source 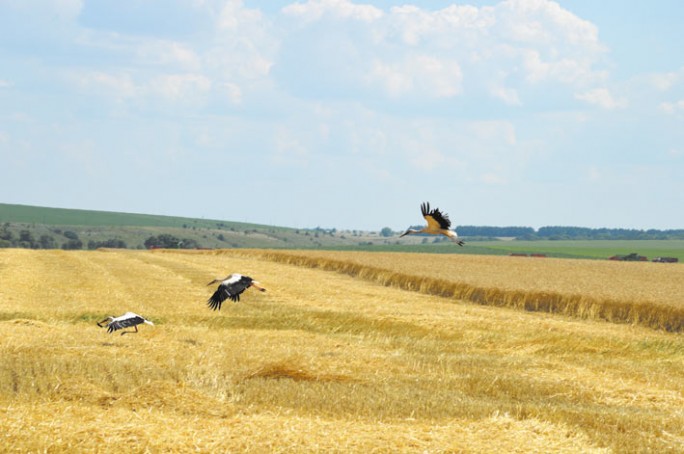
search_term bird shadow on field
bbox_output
[239,360,357,384]
[1,318,52,328]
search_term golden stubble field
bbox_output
[1,248,683,453]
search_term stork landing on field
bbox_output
[400,202,465,246]
[97,312,154,335]
[207,273,266,311]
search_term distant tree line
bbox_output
[0,222,205,250]
[143,234,200,249]
[0,224,133,250]
[0,228,61,249]
[457,225,684,240]
[0,228,204,250]
[457,226,535,238]
[87,239,128,249]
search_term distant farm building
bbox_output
[652,257,678,263]
[609,253,648,261]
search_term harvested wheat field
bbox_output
[1,248,683,452]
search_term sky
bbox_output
[1,0,683,231]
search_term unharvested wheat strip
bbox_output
[234,249,684,305]
[215,249,684,332]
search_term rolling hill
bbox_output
[1,203,683,261]
[0,202,388,249]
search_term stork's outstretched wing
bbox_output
[207,286,231,310]
[421,202,452,230]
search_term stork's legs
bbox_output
[120,326,139,336]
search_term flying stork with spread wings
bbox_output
[399,202,465,246]
[206,273,266,311]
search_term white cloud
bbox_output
[273,126,311,166]
[481,172,508,185]
[149,74,212,101]
[2,0,83,19]
[387,4,493,46]
[351,127,387,155]
[468,120,517,146]
[217,82,243,104]
[200,0,276,99]
[204,49,273,81]
[275,0,609,108]
[5,0,612,113]
[575,88,627,110]
[41,0,276,112]
[69,68,217,106]
[496,0,604,57]
[218,0,265,29]
[517,48,607,86]
[70,71,137,99]
[408,145,462,171]
[59,139,100,176]
[587,166,601,182]
[659,103,675,114]
[368,55,462,98]
[649,72,680,92]
[490,84,521,105]
[24,0,610,114]
[136,40,201,71]
[660,100,684,114]
[282,0,383,23]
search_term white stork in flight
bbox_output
[97,312,154,335]
[207,273,266,311]
[400,202,465,246]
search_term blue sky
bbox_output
[1,0,683,231]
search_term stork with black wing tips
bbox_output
[400,202,465,246]
[97,312,154,335]
[207,273,266,311]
